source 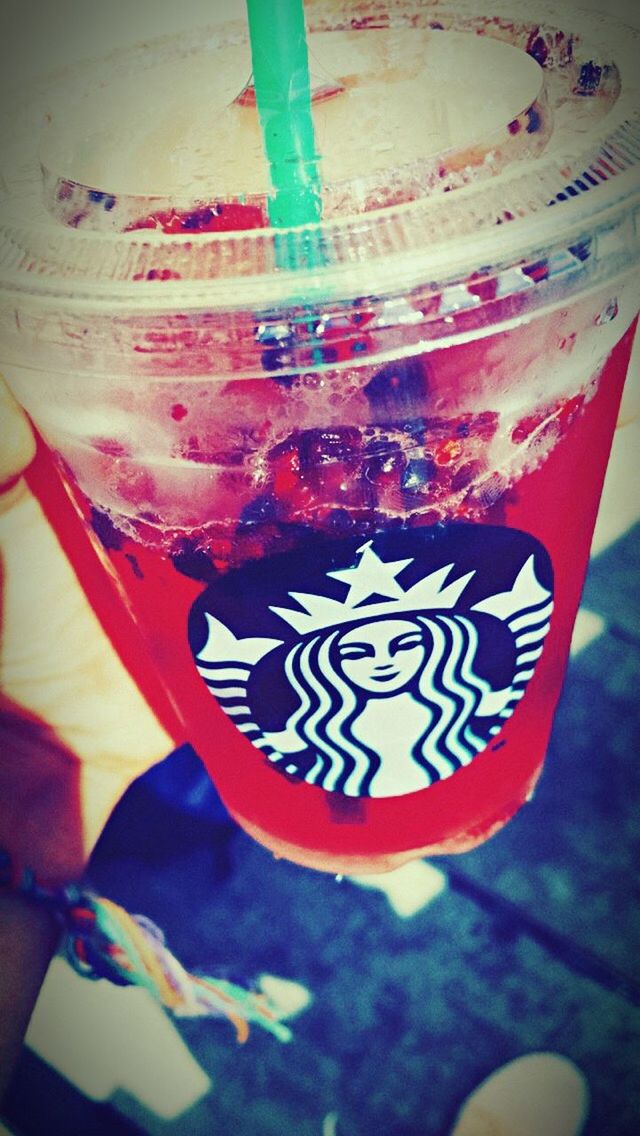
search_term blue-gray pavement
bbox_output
[449,526,640,982]
[5,526,640,1136]
[581,523,640,641]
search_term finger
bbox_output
[0,484,174,863]
[0,380,174,872]
[616,328,639,427]
[0,376,36,489]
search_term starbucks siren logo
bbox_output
[188,526,554,798]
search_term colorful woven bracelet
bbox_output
[0,850,291,1044]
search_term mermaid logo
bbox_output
[188,526,554,798]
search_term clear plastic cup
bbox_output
[1,0,639,873]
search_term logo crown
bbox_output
[269,541,475,635]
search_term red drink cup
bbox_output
[1,1,639,873]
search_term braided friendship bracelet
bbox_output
[0,851,292,1044]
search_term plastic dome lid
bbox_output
[0,0,638,309]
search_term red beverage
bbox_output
[27,298,639,873]
[1,2,639,872]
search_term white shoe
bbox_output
[450,1052,589,1136]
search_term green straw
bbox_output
[245,0,324,266]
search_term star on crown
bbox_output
[269,541,475,635]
